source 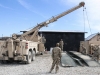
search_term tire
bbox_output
[1,60,7,64]
[26,51,32,64]
[32,50,35,61]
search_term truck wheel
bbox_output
[26,51,32,64]
[1,60,7,64]
[32,50,35,61]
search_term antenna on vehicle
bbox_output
[2,34,3,39]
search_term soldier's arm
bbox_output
[13,39,20,42]
[59,41,60,45]
[59,48,62,58]
[52,49,54,59]
[63,41,64,45]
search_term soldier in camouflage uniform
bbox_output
[92,45,100,62]
[81,44,87,55]
[59,39,64,51]
[49,43,62,73]
[90,44,94,55]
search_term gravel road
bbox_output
[0,52,100,75]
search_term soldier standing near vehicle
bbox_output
[59,39,64,51]
[92,45,100,62]
[49,43,62,74]
[81,44,87,55]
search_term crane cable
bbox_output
[83,7,85,34]
[83,6,92,35]
[85,6,92,35]
[82,6,92,54]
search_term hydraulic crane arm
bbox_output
[20,2,85,40]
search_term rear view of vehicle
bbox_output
[0,39,36,64]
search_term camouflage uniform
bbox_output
[92,45,100,62]
[81,44,87,55]
[90,44,94,55]
[49,43,62,73]
[59,39,64,51]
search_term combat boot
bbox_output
[49,69,52,73]
[55,70,58,74]
[49,71,51,73]
[55,66,59,73]
[55,69,59,74]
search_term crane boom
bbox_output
[20,2,85,40]
[0,2,85,63]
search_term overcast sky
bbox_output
[0,0,100,37]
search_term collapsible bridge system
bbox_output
[61,51,100,67]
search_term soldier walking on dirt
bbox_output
[59,39,64,51]
[49,43,62,74]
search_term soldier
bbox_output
[92,45,100,62]
[59,39,64,51]
[49,43,62,74]
[12,33,17,40]
[90,44,94,55]
[81,44,87,55]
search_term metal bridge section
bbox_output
[68,51,100,67]
[61,52,77,67]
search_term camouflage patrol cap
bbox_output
[56,43,59,46]
[12,33,17,40]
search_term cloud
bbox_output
[59,0,100,33]
[17,0,31,10]
[0,4,13,10]
[17,0,47,18]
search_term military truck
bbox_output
[0,2,85,64]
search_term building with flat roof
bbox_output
[0,30,86,52]
[38,30,86,52]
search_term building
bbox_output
[0,37,11,40]
[0,30,86,52]
[85,32,100,41]
[80,32,100,54]
[39,30,86,52]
